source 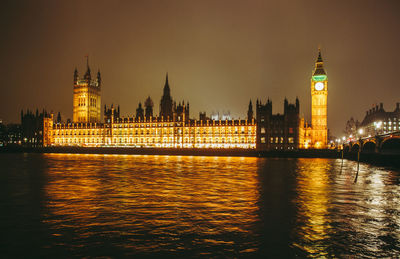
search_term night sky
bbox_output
[1,0,399,136]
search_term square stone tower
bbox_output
[310,49,328,148]
[73,57,101,123]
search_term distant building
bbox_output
[256,98,300,150]
[44,72,256,149]
[136,102,144,120]
[247,100,254,121]
[359,103,400,136]
[343,117,360,138]
[42,51,331,150]
[73,57,101,123]
[301,49,329,149]
[174,101,189,122]
[5,124,22,146]
[0,120,6,146]
[144,96,154,119]
[104,104,120,123]
[199,112,208,121]
[159,74,174,120]
[20,109,49,146]
[211,111,231,121]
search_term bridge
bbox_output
[343,131,400,155]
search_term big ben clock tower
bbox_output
[310,49,328,148]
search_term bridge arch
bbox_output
[380,136,400,154]
[351,143,360,152]
[362,141,376,153]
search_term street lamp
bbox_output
[358,128,364,138]
[374,121,382,135]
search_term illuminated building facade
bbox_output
[359,102,400,136]
[48,115,256,148]
[44,73,256,149]
[301,49,328,149]
[73,58,101,123]
[43,51,336,150]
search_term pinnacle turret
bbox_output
[163,73,170,96]
[247,99,254,120]
[84,55,91,81]
[313,49,326,77]
[97,69,101,87]
[74,67,78,84]
[160,73,174,119]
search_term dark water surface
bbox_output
[0,153,399,258]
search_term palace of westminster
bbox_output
[42,50,329,150]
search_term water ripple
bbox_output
[0,153,399,257]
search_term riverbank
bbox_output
[1,146,339,158]
[2,146,399,168]
[344,151,400,169]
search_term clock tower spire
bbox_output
[310,48,328,148]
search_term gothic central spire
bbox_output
[163,73,170,96]
[160,73,173,119]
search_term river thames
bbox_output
[0,153,399,257]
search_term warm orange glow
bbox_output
[292,159,331,255]
[300,50,328,149]
[42,154,260,238]
[73,66,101,123]
[44,117,257,149]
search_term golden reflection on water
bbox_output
[348,162,400,256]
[293,159,332,256]
[33,154,400,257]
[292,158,400,257]
[42,153,260,253]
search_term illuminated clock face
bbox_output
[315,82,324,91]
